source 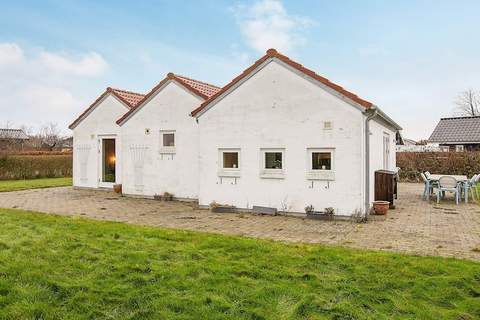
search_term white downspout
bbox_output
[364,108,377,217]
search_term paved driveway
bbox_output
[0,183,479,261]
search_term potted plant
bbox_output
[210,201,236,213]
[324,207,335,220]
[305,205,335,220]
[372,201,390,215]
[113,184,122,194]
[162,192,174,201]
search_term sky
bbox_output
[1,0,479,140]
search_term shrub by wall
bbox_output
[0,154,72,180]
[396,152,480,182]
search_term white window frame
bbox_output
[306,148,335,180]
[159,130,176,154]
[218,148,241,177]
[260,148,285,179]
[455,145,464,152]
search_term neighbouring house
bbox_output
[0,128,29,151]
[429,116,480,151]
[70,48,401,216]
[69,88,145,187]
[116,73,220,199]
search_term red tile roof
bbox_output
[110,88,145,107]
[68,87,145,129]
[191,48,373,117]
[174,74,221,99]
[116,73,220,125]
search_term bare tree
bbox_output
[455,89,480,116]
[38,122,62,151]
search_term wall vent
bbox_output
[323,121,333,130]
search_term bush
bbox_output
[396,152,480,182]
[0,154,72,180]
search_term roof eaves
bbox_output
[191,48,374,118]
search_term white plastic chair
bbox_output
[436,176,460,205]
[420,172,434,200]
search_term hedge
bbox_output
[396,152,480,182]
[0,154,72,180]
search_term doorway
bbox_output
[100,138,116,185]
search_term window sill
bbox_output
[260,171,285,179]
[159,147,176,154]
[306,170,335,181]
[218,170,241,178]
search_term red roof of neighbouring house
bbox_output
[116,73,220,125]
[190,48,373,117]
[68,87,145,129]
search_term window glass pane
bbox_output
[312,152,331,170]
[265,152,282,169]
[163,133,175,147]
[223,152,238,168]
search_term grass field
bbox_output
[0,209,478,319]
[0,177,72,192]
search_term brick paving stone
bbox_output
[0,183,479,261]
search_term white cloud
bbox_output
[0,43,109,133]
[39,51,108,76]
[232,0,313,53]
[0,43,24,66]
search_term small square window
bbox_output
[218,149,241,177]
[159,130,176,154]
[312,152,331,170]
[307,148,335,181]
[265,152,282,169]
[223,152,239,169]
[163,133,175,147]
[260,149,285,179]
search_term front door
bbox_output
[99,137,116,187]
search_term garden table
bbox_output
[428,174,469,203]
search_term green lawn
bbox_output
[0,177,72,192]
[0,210,478,319]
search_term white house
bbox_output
[69,88,144,189]
[70,48,401,216]
[191,49,401,215]
[116,73,220,199]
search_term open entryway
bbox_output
[99,137,116,186]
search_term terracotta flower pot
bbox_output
[113,184,122,194]
[372,201,389,215]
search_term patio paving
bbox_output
[0,183,479,261]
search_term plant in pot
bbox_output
[372,201,390,215]
[324,207,335,220]
[113,184,122,194]
[162,192,174,201]
[210,201,236,213]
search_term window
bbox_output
[218,148,241,177]
[265,152,282,169]
[223,152,238,168]
[312,152,331,170]
[455,145,464,152]
[159,130,175,154]
[163,133,175,147]
[307,148,335,180]
[260,149,285,178]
